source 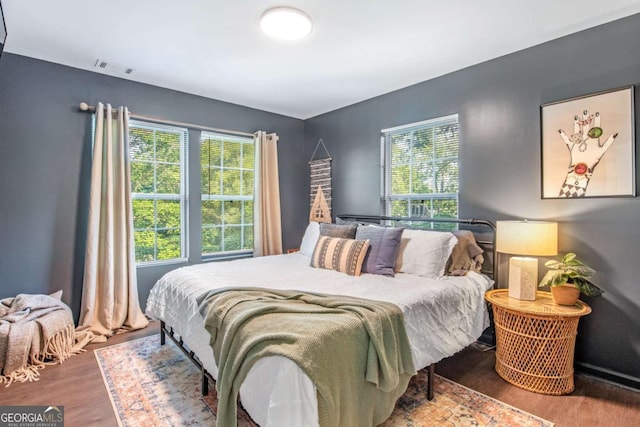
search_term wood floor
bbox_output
[0,322,638,427]
[437,345,640,427]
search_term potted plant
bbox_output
[538,252,604,305]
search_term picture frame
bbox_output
[541,86,635,199]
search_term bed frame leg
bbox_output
[159,320,211,396]
[427,364,435,401]
[201,366,209,395]
[160,321,166,345]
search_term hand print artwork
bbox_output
[541,87,635,198]
[557,110,617,197]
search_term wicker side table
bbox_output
[485,289,591,395]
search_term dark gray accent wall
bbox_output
[305,14,640,383]
[2,13,640,388]
[0,54,306,317]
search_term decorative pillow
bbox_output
[299,222,321,256]
[319,223,357,239]
[355,225,404,276]
[395,229,458,278]
[310,236,370,276]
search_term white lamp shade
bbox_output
[496,221,558,256]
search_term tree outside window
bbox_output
[129,122,187,263]
[382,115,459,230]
[201,133,254,255]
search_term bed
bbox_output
[145,215,496,426]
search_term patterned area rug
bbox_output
[95,335,553,427]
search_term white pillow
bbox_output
[299,222,320,256]
[395,229,458,278]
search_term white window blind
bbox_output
[381,114,459,229]
[201,132,254,256]
[129,120,188,264]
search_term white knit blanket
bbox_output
[0,293,78,386]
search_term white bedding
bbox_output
[145,253,492,426]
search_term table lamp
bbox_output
[496,220,558,301]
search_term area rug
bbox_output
[95,335,554,427]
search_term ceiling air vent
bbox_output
[93,59,134,75]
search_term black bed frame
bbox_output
[159,214,496,407]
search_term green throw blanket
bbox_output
[198,287,416,427]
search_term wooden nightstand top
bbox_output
[485,289,591,317]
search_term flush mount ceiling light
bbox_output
[260,7,312,40]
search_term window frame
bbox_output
[129,119,189,266]
[380,114,460,225]
[200,131,255,259]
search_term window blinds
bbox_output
[129,120,188,263]
[381,114,459,224]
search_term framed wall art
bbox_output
[541,86,635,199]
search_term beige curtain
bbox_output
[253,131,283,256]
[77,103,148,344]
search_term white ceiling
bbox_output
[3,0,640,119]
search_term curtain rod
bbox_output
[79,102,257,138]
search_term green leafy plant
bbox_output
[538,253,604,297]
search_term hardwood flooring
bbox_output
[0,322,638,426]
[437,345,640,427]
[0,323,158,426]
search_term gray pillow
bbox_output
[319,223,357,239]
[356,225,404,276]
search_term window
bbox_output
[381,114,459,227]
[129,121,188,263]
[201,132,254,256]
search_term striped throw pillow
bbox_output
[310,236,370,276]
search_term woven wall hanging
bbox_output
[309,139,332,223]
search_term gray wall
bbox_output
[0,54,307,317]
[305,14,640,383]
[2,13,639,387]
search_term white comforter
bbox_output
[146,253,492,426]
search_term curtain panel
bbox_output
[77,103,148,344]
[253,131,283,256]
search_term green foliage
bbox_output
[202,200,253,253]
[130,127,256,262]
[200,135,255,255]
[242,171,254,196]
[202,227,222,253]
[243,144,254,169]
[222,169,241,195]
[131,162,154,193]
[390,200,408,217]
[202,200,222,224]
[155,164,180,193]
[538,252,604,297]
[387,123,458,223]
[130,125,185,263]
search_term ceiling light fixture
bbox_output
[260,7,312,40]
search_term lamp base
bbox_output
[508,257,538,301]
